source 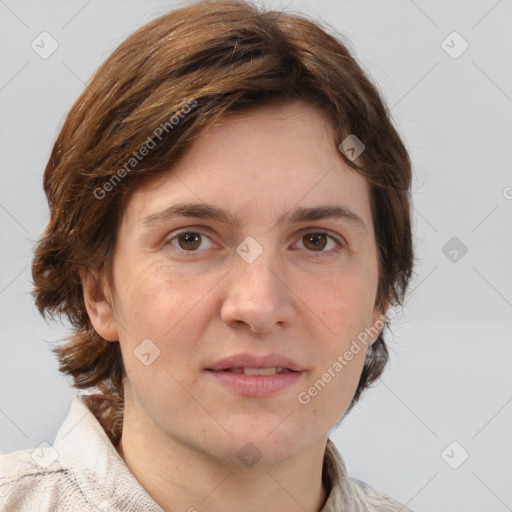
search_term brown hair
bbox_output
[32,0,413,419]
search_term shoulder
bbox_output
[0,448,88,511]
[323,439,415,512]
[1,396,161,512]
[348,476,415,512]
[0,445,64,489]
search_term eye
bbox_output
[294,231,344,255]
[165,229,344,257]
[168,231,214,253]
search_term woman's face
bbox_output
[93,100,385,465]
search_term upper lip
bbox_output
[206,353,304,372]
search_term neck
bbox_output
[115,398,329,512]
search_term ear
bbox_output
[80,268,119,342]
[368,298,390,346]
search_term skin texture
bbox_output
[82,100,386,512]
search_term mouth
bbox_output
[205,354,304,396]
[206,353,304,373]
[207,367,297,375]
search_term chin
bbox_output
[216,419,310,467]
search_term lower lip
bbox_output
[207,370,303,397]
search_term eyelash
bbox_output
[165,229,345,258]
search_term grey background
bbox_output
[1,1,511,511]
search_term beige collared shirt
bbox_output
[1,395,415,511]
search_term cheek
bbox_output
[294,269,375,409]
[114,259,180,321]
[297,266,378,338]
[112,262,207,422]
[113,260,213,358]
[298,348,367,429]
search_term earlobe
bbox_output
[80,269,119,342]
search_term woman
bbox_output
[0,1,414,510]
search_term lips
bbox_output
[206,353,304,373]
[206,353,305,397]
[219,367,289,375]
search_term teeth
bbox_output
[243,367,284,375]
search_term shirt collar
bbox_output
[54,395,162,510]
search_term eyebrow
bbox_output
[142,202,367,233]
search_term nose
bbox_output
[220,246,297,334]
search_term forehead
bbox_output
[120,101,374,234]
